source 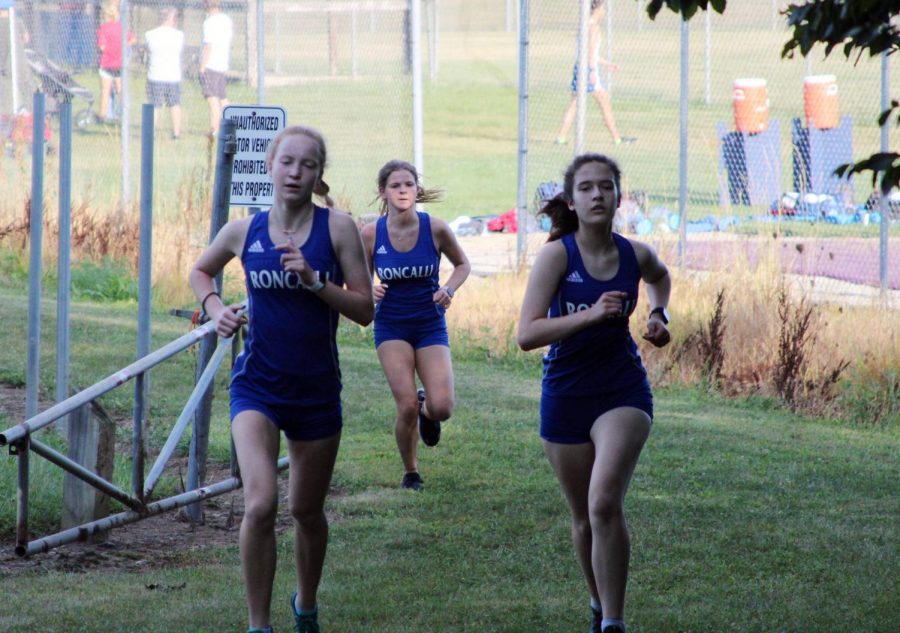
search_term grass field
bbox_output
[0,7,898,631]
[3,3,896,225]
[0,287,897,632]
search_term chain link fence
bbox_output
[526,0,897,297]
[3,0,414,217]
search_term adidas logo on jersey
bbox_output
[376,245,388,255]
[247,240,265,253]
[565,270,583,283]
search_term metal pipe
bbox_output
[144,334,230,498]
[133,103,155,502]
[575,0,589,154]
[120,0,130,204]
[411,0,424,177]
[515,0,529,269]
[56,100,73,414]
[352,8,358,78]
[9,7,18,112]
[678,16,689,264]
[26,91,45,421]
[606,0,612,93]
[29,438,143,512]
[1,319,219,447]
[20,457,290,557]
[15,438,30,555]
[880,52,889,300]
[704,10,711,105]
[257,0,265,103]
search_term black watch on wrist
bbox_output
[649,306,670,325]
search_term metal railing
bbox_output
[0,306,289,558]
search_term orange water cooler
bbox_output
[732,78,769,133]
[803,75,839,129]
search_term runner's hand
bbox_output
[642,319,671,348]
[433,287,452,309]
[275,241,315,287]
[587,290,629,323]
[212,303,247,339]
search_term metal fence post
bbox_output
[880,51,889,301]
[26,91,46,421]
[56,100,73,434]
[516,0,529,269]
[257,0,265,104]
[575,0,589,154]
[132,104,154,503]
[412,0,424,177]
[678,16,689,265]
[187,119,237,522]
[120,0,131,206]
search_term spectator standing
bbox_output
[96,3,134,122]
[144,7,184,139]
[199,0,233,137]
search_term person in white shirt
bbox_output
[144,7,184,139]
[199,0,233,137]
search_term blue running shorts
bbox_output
[374,313,449,349]
[540,383,653,444]
[230,389,342,442]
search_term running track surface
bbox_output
[660,237,899,289]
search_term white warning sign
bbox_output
[224,105,286,207]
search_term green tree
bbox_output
[646,0,900,194]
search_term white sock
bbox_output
[601,618,626,632]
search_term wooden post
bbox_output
[62,400,115,541]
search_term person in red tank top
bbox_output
[96,3,134,122]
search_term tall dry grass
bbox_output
[447,240,899,426]
[0,165,244,307]
[1,180,897,425]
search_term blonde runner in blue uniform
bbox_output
[190,126,373,633]
[361,160,470,491]
[517,154,671,633]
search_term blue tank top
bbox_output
[542,232,648,396]
[231,208,345,404]
[373,212,442,321]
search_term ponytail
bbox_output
[315,179,335,209]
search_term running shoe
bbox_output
[290,593,320,633]
[589,605,603,633]
[401,471,423,491]
[417,388,441,447]
[246,628,273,633]
[615,136,637,145]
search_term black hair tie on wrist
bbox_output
[201,291,221,314]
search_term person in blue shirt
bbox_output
[517,153,671,633]
[190,125,374,633]
[361,160,471,491]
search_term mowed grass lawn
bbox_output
[0,289,897,632]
